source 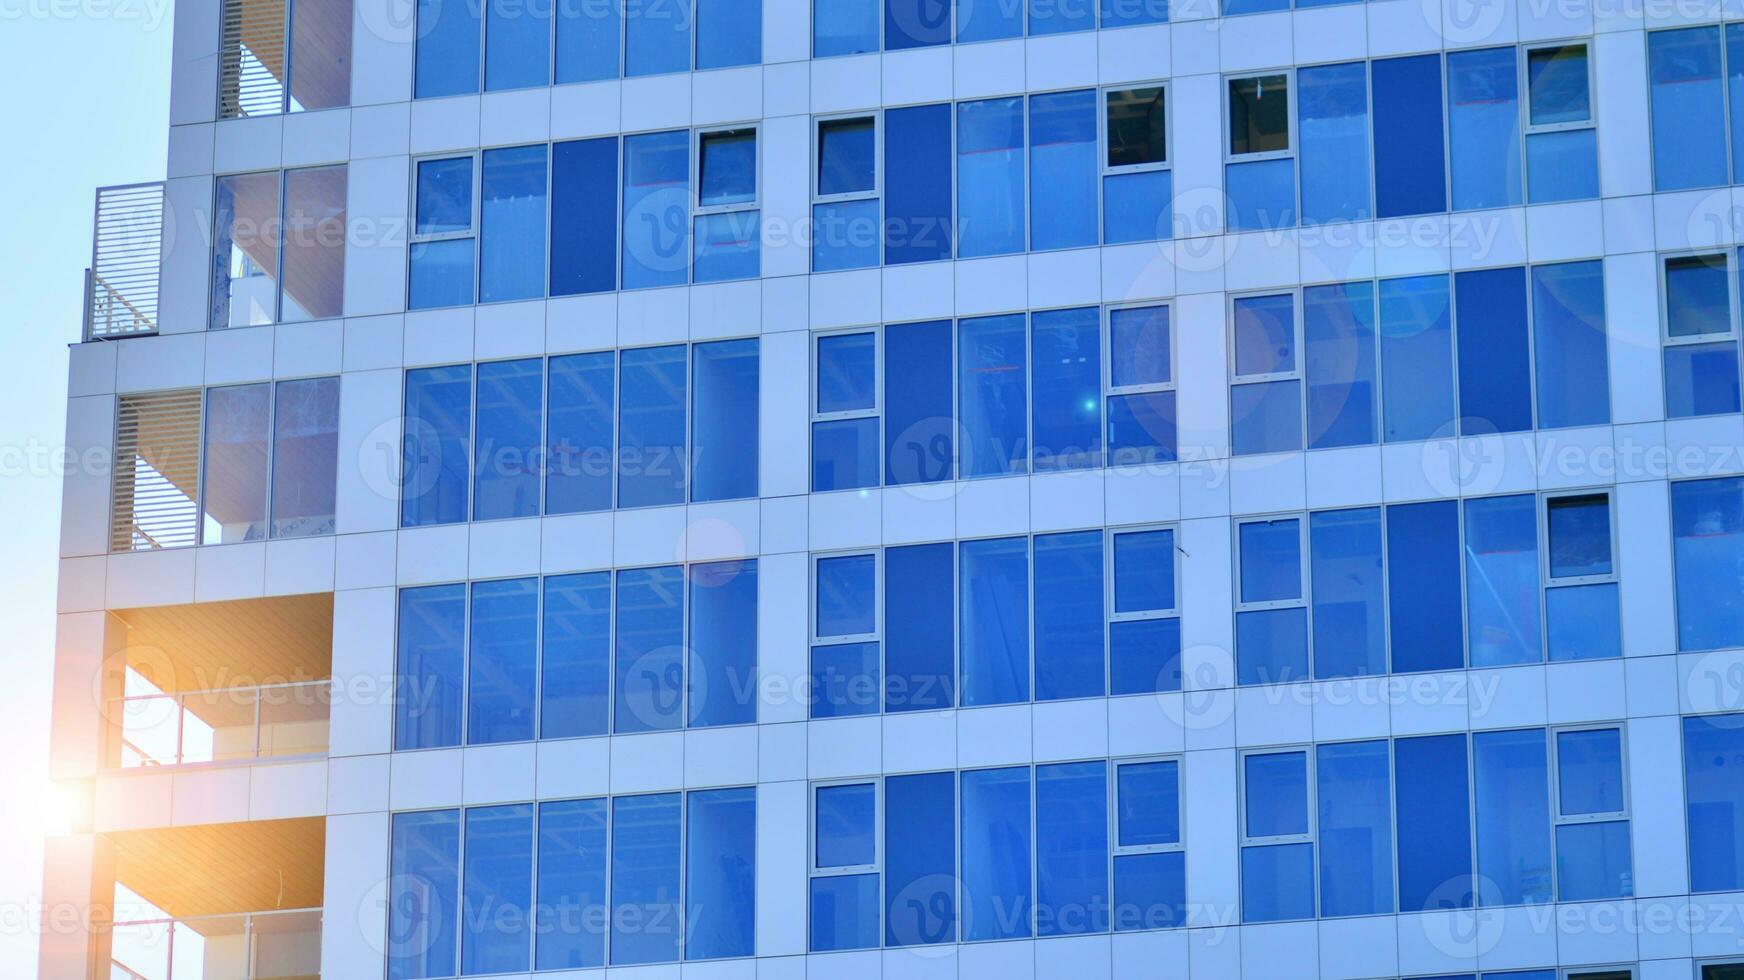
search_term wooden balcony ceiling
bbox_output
[110,816,325,919]
[114,592,334,693]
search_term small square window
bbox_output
[1666,254,1733,338]
[815,554,877,637]
[815,783,877,868]
[416,157,474,234]
[1527,44,1591,126]
[699,129,757,207]
[1229,75,1290,155]
[816,332,877,414]
[818,117,876,196]
[1107,87,1166,168]
[1547,494,1612,579]
[1109,305,1170,388]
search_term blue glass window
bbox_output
[1472,728,1552,905]
[1663,253,1741,419]
[626,0,693,76]
[1241,750,1313,922]
[691,338,759,501]
[1110,527,1180,693]
[1113,759,1185,931]
[1455,266,1533,435]
[1231,293,1302,455]
[685,787,756,959]
[536,798,607,969]
[1672,477,1744,652]
[410,159,476,309]
[541,572,610,739]
[1032,307,1102,470]
[622,131,690,289]
[1035,761,1110,935]
[1524,44,1598,203]
[886,542,955,711]
[1034,531,1105,700]
[1030,89,1098,251]
[1317,740,1392,917]
[1395,734,1473,911]
[615,565,685,733]
[960,767,1033,941]
[556,0,620,82]
[885,772,956,946]
[813,331,880,492]
[814,553,878,717]
[1532,261,1610,429]
[815,0,878,56]
[962,95,1025,252]
[485,0,549,91]
[473,359,542,521]
[1651,28,1729,192]
[1227,74,1294,231]
[546,351,614,514]
[1554,728,1631,901]
[1373,55,1447,217]
[1298,61,1370,223]
[811,782,880,950]
[1303,281,1377,449]
[461,804,534,974]
[1309,507,1384,678]
[389,809,460,980]
[1545,493,1620,663]
[1684,713,1744,892]
[416,0,480,98]
[396,584,465,750]
[960,537,1031,706]
[886,103,954,264]
[960,314,1028,476]
[957,0,1020,41]
[697,0,761,68]
[1464,494,1542,668]
[814,117,879,272]
[1379,274,1455,442]
[1237,518,1307,685]
[1387,500,1464,672]
[817,553,877,637]
[618,345,688,507]
[1107,305,1175,465]
[688,559,758,728]
[468,577,538,745]
[887,0,950,49]
[550,137,619,296]
[1029,0,1096,34]
[1448,46,1522,211]
[885,319,955,485]
[694,128,759,283]
[1103,86,1170,244]
[1731,25,1744,183]
[610,793,682,964]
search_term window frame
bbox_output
[1548,722,1631,828]
[1227,289,1306,455]
[1660,249,1741,349]
[1232,514,1310,615]
[1521,38,1597,136]
[1699,958,1744,980]
[809,328,884,491]
[692,124,761,216]
[810,549,883,647]
[1105,523,1181,627]
[1238,746,1316,848]
[196,376,341,546]
[1103,301,1175,399]
[1540,489,1619,592]
[812,112,883,206]
[1100,82,1171,179]
[407,151,485,310]
[210,164,348,328]
[1111,753,1186,858]
[1223,69,1297,164]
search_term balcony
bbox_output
[115,680,330,769]
[85,182,164,341]
[111,908,321,980]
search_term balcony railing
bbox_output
[114,680,331,769]
[85,182,164,341]
[110,908,321,980]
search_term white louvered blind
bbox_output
[86,183,163,340]
[111,391,203,553]
[219,0,288,118]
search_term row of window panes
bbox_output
[415,0,760,98]
[409,129,759,306]
[814,0,1167,56]
[210,166,348,328]
[811,85,1169,270]
[1227,261,1608,455]
[1233,490,1620,684]
[811,304,1173,490]
[387,788,755,977]
[1223,42,1596,230]
[400,340,757,526]
[808,758,1182,949]
[394,561,757,749]
[201,378,340,543]
[810,527,1178,715]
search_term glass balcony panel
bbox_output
[250,910,322,980]
[119,695,183,768]
[177,693,259,765]
[256,686,330,759]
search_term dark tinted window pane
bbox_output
[691,338,759,502]
[1454,266,1533,435]
[551,137,619,296]
[1241,842,1314,922]
[1667,253,1732,338]
[1229,75,1289,154]
[1107,86,1166,167]
[1396,734,1473,911]
[885,320,955,485]
[1113,528,1174,613]
[887,0,950,48]
[886,772,956,946]
[698,129,757,206]
[1387,500,1465,672]
[885,103,954,264]
[960,314,1029,476]
[1110,618,1181,694]
[1036,761,1110,935]
[818,118,876,195]
[1239,518,1301,603]
[1684,714,1744,892]
[1548,494,1612,578]
[1310,507,1385,678]
[697,0,761,67]
[811,640,878,718]
[1032,307,1103,471]
[960,537,1031,706]
[886,543,955,711]
[1245,750,1308,838]
[626,0,693,75]
[1372,55,1447,217]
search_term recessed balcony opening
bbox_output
[107,593,333,770]
[106,817,325,980]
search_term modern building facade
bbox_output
[40,0,1744,977]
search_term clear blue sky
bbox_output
[0,3,171,973]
